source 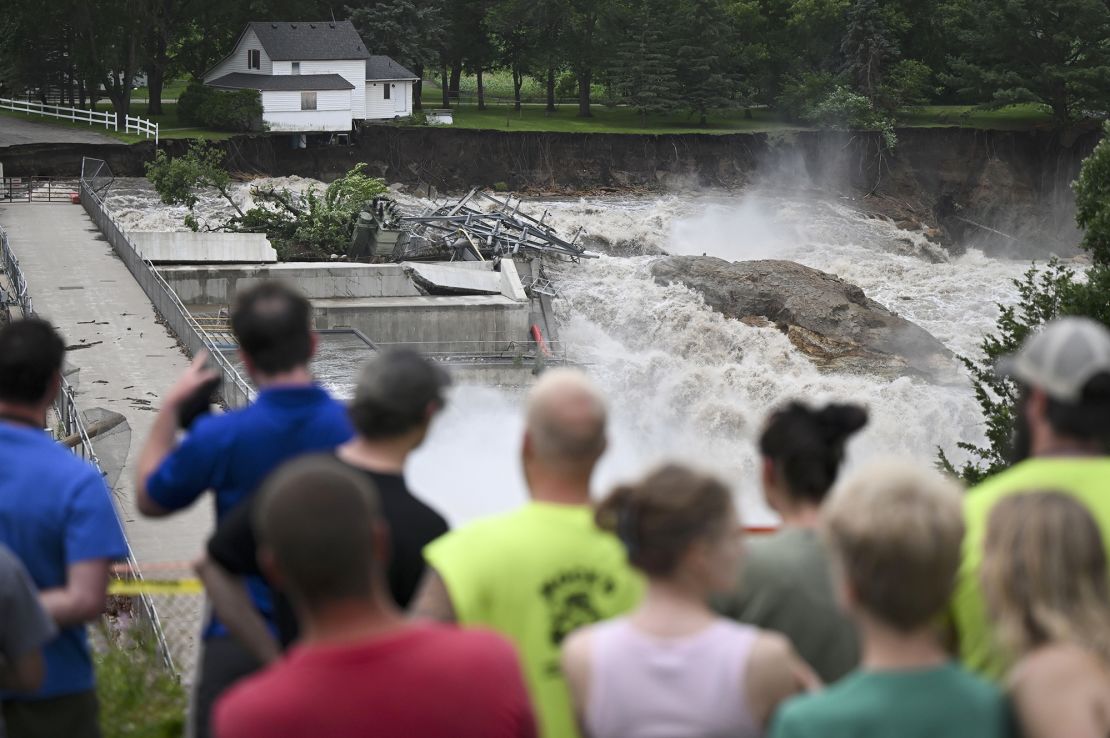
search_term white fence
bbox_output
[0,97,158,144]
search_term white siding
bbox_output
[272,61,292,75]
[365,81,412,119]
[301,60,366,119]
[260,90,352,132]
[203,29,272,82]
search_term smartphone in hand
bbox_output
[178,373,223,429]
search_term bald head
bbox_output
[524,369,608,480]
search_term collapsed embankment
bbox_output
[2,124,1100,251]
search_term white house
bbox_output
[365,56,419,118]
[203,21,420,132]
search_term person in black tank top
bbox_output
[199,350,452,653]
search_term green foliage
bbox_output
[880,59,936,109]
[775,72,840,120]
[177,82,262,132]
[938,261,1078,483]
[95,633,186,738]
[943,0,1110,124]
[805,85,898,148]
[609,0,680,121]
[941,124,1110,483]
[145,141,232,214]
[673,0,737,125]
[840,0,899,104]
[1074,122,1110,264]
[348,0,445,76]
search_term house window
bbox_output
[291,62,300,75]
[383,84,390,100]
[247,49,260,70]
[301,91,317,110]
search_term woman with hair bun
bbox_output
[562,464,816,738]
[716,401,868,683]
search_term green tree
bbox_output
[943,0,1110,124]
[562,0,619,117]
[940,123,1110,482]
[348,0,446,110]
[673,0,736,126]
[609,0,679,122]
[840,0,899,105]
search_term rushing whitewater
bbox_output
[104,178,1042,525]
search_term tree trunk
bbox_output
[147,64,165,115]
[513,66,523,112]
[413,65,424,111]
[546,68,556,113]
[441,64,450,108]
[78,80,87,108]
[449,61,462,103]
[477,67,485,110]
[577,70,592,118]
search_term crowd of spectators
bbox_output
[0,281,1107,738]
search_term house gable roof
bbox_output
[366,55,419,81]
[207,73,355,91]
[247,21,370,61]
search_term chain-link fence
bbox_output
[79,157,255,410]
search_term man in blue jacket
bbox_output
[136,281,353,738]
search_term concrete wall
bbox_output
[131,232,277,263]
[158,263,421,306]
[312,295,530,353]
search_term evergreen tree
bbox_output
[347,0,446,110]
[672,0,735,126]
[610,0,679,122]
[840,0,899,105]
[943,0,1110,124]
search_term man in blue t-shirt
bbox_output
[0,319,129,738]
[135,282,353,738]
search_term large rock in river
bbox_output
[650,256,952,378]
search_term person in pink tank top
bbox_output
[562,464,818,738]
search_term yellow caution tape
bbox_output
[109,578,204,596]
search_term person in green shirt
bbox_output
[769,459,1009,738]
[953,317,1110,678]
[412,369,643,738]
[716,401,867,683]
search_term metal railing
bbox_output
[79,157,254,409]
[2,177,80,203]
[0,97,158,143]
[0,224,33,317]
[0,221,178,674]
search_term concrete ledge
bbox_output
[157,262,421,304]
[403,262,502,296]
[132,232,277,263]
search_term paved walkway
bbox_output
[0,202,210,674]
[0,115,118,147]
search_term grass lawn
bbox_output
[439,101,1062,135]
[445,103,804,134]
[897,103,1055,129]
[0,102,235,143]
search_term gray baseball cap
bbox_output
[997,317,1110,403]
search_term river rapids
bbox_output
[104,177,1063,525]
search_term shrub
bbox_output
[805,86,898,149]
[775,72,839,120]
[177,81,262,132]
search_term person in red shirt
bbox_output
[212,455,536,738]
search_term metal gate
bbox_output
[1,177,80,203]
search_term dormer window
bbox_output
[247,49,260,70]
[292,62,300,75]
